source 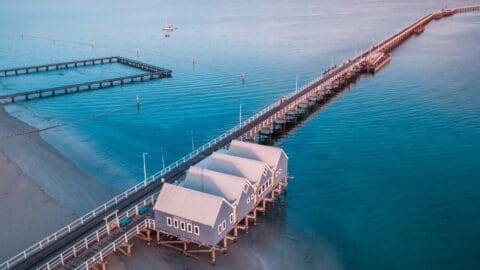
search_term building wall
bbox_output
[236,184,256,221]
[154,210,210,245]
[211,201,236,245]
[275,154,288,185]
[255,170,274,203]
[154,201,234,247]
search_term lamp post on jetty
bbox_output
[191,132,195,152]
[143,152,148,186]
[239,103,242,125]
[161,148,165,169]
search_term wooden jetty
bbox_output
[1,5,479,270]
[0,56,119,77]
[0,56,169,77]
[0,56,172,103]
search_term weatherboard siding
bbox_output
[154,200,234,247]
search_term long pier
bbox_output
[1,5,478,270]
[0,56,169,77]
[0,56,172,103]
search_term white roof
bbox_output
[154,183,229,227]
[183,166,250,204]
[226,140,287,169]
[196,152,268,185]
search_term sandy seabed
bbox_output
[0,105,113,261]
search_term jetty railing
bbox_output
[74,219,156,270]
[0,71,170,103]
[0,56,169,77]
[0,179,159,269]
[36,193,158,270]
[0,57,119,77]
[0,56,172,103]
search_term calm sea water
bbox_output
[1,0,479,269]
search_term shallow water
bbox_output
[1,0,480,269]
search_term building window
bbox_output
[166,217,172,227]
[187,223,193,233]
[243,184,249,193]
[180,221,186,231]
[263,167,268,176]
[222,220,226,230]
[194,225,200,236]
[218,224,222,234]
[251,194,254,201]
[229,213,234,224]
[247,197,250,204]
[173,218,179,229]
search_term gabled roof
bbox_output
[182,166,251,204]
[154,183,230,227]
[195,152,268,185]
[226,140,288,169]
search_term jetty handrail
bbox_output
[0,71,168,100]
[0,170,163,268]
[36,192,159,270]
[453,5,480,13]
[0,56,118,75]
[0,56,170,77]
[116,56,169,73]
[74,219,156,270]
[374,13,432,53]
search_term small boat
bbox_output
[162,25,177,32]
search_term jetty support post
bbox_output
[211,247,216,265]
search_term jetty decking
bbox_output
[0,56,172,103]
[1,5,479,270]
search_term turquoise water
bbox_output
[1,0,479,269]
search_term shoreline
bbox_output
[0,104,114,261]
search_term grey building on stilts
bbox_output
[152,141,289,260]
